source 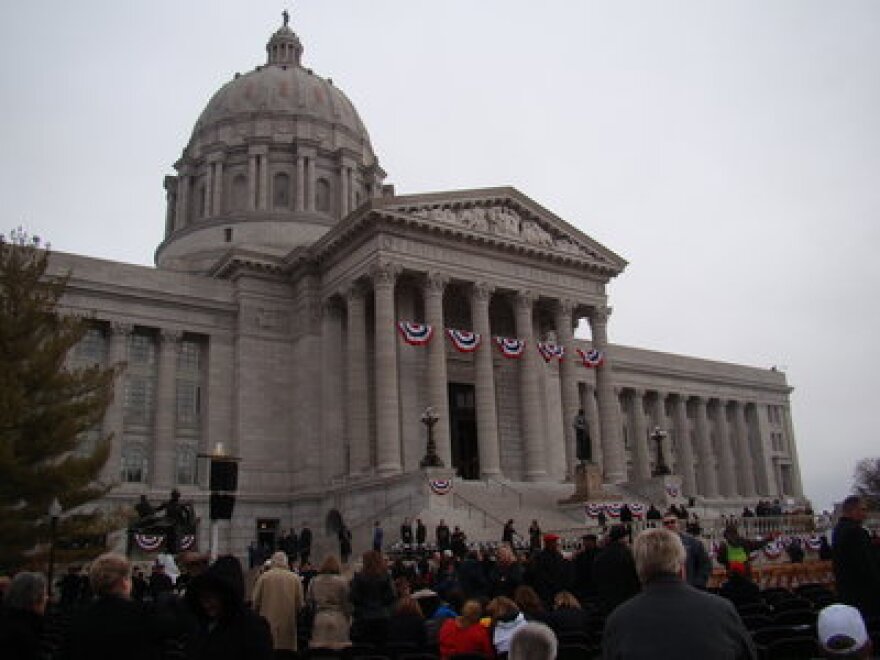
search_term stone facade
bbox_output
[50,16,804,558]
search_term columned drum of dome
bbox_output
[156,16,386,274]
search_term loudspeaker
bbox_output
[210,460,238,492]
[210,493,236,520]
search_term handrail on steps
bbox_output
[485,478,524,509]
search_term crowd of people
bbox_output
[1,494,877,659]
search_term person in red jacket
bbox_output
[438,599,493,659]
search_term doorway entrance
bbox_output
[449,382,480,479]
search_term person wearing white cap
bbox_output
[817,604,873,658]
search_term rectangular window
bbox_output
[121,443,148,483]
[72,326,107,365]
[175,444,198,485]
[129,333,156,366]
[177,339,201,372]
[125,376,155,422]
[176,380,201,426]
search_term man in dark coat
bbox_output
[662,515,711,589]
[572,534,600,601]
[593,525,640,615]
[0,572,47,660]
[298,523,312,566]
[415,518,427,547]
[436,519,451,552]
[400,518,414,545]
[603,528,757,659]
[61,552,164,660]
[526,533,572,608]
[833,495,880,617]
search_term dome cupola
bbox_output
[156,12,386,274]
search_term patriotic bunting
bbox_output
[429,478,453,495]
[447,329,481,352]
[576,348,604,368]
[495,336,525,358]
[397,321,434,346]
[584,502,648,519]
[133,533,196,552]
[537,342,564,362]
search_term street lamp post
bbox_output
[651,426,671,476]
[47,497,61,599]
[419,406,443,468]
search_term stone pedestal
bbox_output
[422,467,457,510]
[629,474,686,509]
[560,462,612,503]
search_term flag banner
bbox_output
[447,328,481,352]
[762,540,785,560]
[665,485,680,498]
[429,478,453,495]
[537,342,564,362]
[134,533,196,552]
[576,348,604,368]
[397,321,434,346]
[629,503,647,519]
[494,336,525,358]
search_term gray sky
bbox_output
[2,1,878,512]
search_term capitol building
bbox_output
[53,15,804,556]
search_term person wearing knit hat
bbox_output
[817,604,872,658]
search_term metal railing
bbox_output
[452,491,508,530]
[485,478,524,509]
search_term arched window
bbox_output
[121,443,148,483]
[316,178,331,212]
[230,173,248,211]
[175,444,198,485]
[273,172,291,208]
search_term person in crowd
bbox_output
[149,561,174,601]
[185,554,273,660]
[307,555,351,650]
[597,508,608,530]
[545,590,591,639]
[349,550,395,647]
[413,588,457,649]
[400,518,414,546]
[387,595,427,648]
[817,603,873,659]
[508,621,557,660]
[718,564,761,605]
[415,518,427,548]
[716,525,767,578]
[299,523,312,567]
[593,525,640,615]
[62,552,163,660]
[436,519,451,552]
[450,526,467,559]
[486,596,527,658]
[513,584,547,623]
[0,572,47,660]
[59,566,82,609]
[372,521,384,552]
[131,566,147,601]
[832,495,880,617]
[572,534,599,601]
[252,550,304,659]
[662,514,711,589]
[457,549,489,601]
[645,503,662,524]
[490,543,524,599]
[819,535,834,561]
[438,599,493,660]
[786,536,805,563]
[602,528,756,659]
[338,524,352,565]
[175,552,209,596]
[526,533,572,608]
[528,519,542,554]
[742,506,755,518]
[503,519,517,545]
[619,503,634,524]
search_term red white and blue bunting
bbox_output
[428,478,453,495]
[537,342,564,362]
[576,348,604,368]
[495,336,525,359]
[665,485,681,499]
[584,502,646,519]
[397,321,434,346]
[447,329,481,353]
[133,533,196,552]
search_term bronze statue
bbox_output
[574,409,591,463]
[129,489,194,554]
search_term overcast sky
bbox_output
[2,1,878,512]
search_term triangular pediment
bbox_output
[373,186,627,276]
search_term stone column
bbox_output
[732,401,757,497]
[101,322,131,483]
[346,284,370,474]
[516,290,545,480]
[672,394,697,496]
[781,406,805,498]
[152,329,181,489]
[424,272,452,467]
[212,157,224,216]
[248,154,258,210]
[555,300,580,477]
[748,402,774,496]
[584,384,602,469]
[339,164,350,217]
[258,154,269,211]
[693,396,719,497]
[204,163,214,218]
[321,299,345,480]
[373,262,402,474]
[306,154,316,212]
[164,177,177,236]
[472,282,501,478]
[295,155,306,212]
[588,306,626,483]
[175,171,189,230]
[629,388,651,481]
[714,400,738,497]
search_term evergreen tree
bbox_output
[0,228,120,572]
[853,457,880,510]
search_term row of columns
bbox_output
[168,147,370,231]
[621,388,763,498]
[331,267,623,483]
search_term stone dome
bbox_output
[156,13,385,274]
